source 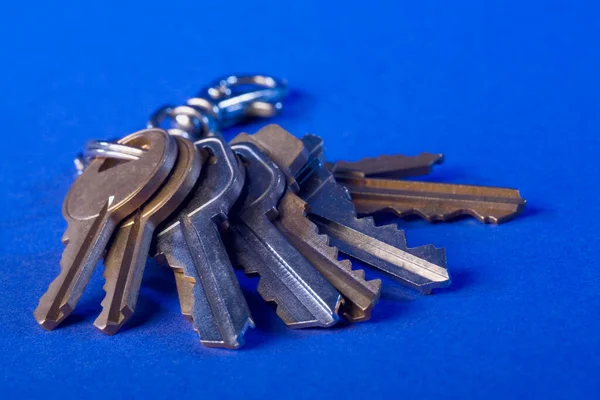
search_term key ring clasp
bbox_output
[147,74,288,139]
[203,74,288,128]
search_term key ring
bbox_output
[76,74,287,173]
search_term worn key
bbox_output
[274,191,381,322]
[336,173,526,224]
[34,129,177,330]
[94,136,202,334]
[234,126,450,294]
[155,137,253,349]
[229,142,342,328]
[328,151,526,224]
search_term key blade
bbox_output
[339,175,527,224]
[275,192,381,322]
[301,168,450,294]
[231,216,342,328]
[311,214,450,293]
[158,217,254,349]
[34,200,117,329]
[327,152,445,179]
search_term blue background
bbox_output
[1,1,598,399]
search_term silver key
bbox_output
[229,142,342,328]
[155,137,253,349]
[34,129,178,329]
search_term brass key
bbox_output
[325,152,444,179]
[328,154,526,224]
[95,136,202,334]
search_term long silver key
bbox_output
[95,136,202,334]
[229,142,342,328]
[155,137,253,349]
[34,129,177,329]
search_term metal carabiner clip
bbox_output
[202,74,288,128]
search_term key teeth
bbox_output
[255,276,277,303]
[309,227,382,302]
[34,233,95,330]
[253,272,341,329]
[350,214,409,249]
[282,192,382,295]
[368,205,506,225]
[278,194,381,322]
[163,250,254,349]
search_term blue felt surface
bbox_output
[1,1,599,399]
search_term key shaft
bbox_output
[326,152,444,179]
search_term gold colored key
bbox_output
[95,137,202,334]
[329,154,526,224]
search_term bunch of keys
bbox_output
[35,74,526,349]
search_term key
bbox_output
[155,136,253,349]
[335,173,526,224]
[94,136,202,334]
[234,126,450,294]
[229,142,342,328]
[274,191,381,322]
[326,152,444,179]
[328,151,526,224]
[301,137,450,294]
[34,128,178,330]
